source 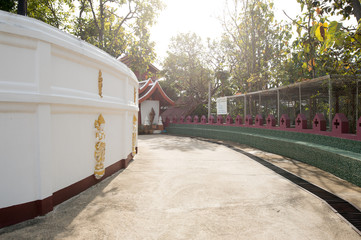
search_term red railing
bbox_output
[165,113,361,142]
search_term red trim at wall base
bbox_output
[0,154,134,228]
[0,196,53,228]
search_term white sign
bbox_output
[216,97,227,115]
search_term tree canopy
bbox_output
[0,0,164,76]
[291,0,361,78]
[222,0,294,92]
[161,33,212,103]
[2,0,360,109]
[160,0,361,117]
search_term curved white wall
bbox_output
[0,11,138,210]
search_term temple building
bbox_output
[118,55,175,131]
[139,78,175,127]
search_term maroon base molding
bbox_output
[0,196,53,229]
[0,153,135,228]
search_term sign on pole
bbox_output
[216,97,227,115]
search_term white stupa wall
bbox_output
[0,11,138,209]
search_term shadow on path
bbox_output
[0,170,124,239]
[201,137,361,235]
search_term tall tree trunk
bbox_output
[307,4,316,79]
[88,0,101,46]
[351,0,361,23]
[17,0,27,16]
[78,0,86,40]
[250,6,256,75]
[335,91,339,113]
[99,0,104,48]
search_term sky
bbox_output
[150,0,300,64]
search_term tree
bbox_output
[162,33,211,102]
[291,0,361,77]
[291,1,320,78]
[0,0,163,75]
[222,0,293,93]
[27,0,74,30]
[161,33,232,116]
[311,0,361,23]
[73,0,163,74]
[0,0,16,12]
[163,34,231,98]
[204,38,233,97]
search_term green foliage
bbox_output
[161,32,232,111]
[222,0,293,92]
[0,0,16,12]
[27,0,75,30]
[205,38,234,97]
[311,0,361,22]
[162,33,211,102]
[72,0,164,74]
[158,78,178,103]
[4,0,164,75]
[293,0,361,78]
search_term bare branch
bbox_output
[283,10,307,29]
[108,1,141,51]
[87,0,101,33]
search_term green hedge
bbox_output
[166,124,361,187]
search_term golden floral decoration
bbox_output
[94,114,106,179]
[132,114,137,156]
[98,70,103,98]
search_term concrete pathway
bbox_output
[1,135,360,239]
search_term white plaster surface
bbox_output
[140,100,159,125]
[0,10,138,208]
[0,104,38,207]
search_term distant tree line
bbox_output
[0,0,164,77]
[160,0,361,116]
[1,0,360,115]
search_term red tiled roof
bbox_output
[139,79,153,94]
[139,80,175,106]
[118,55,174,106]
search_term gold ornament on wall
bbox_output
[98,70,103,98]
[132,114,137,156]
[94,114,106,179]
